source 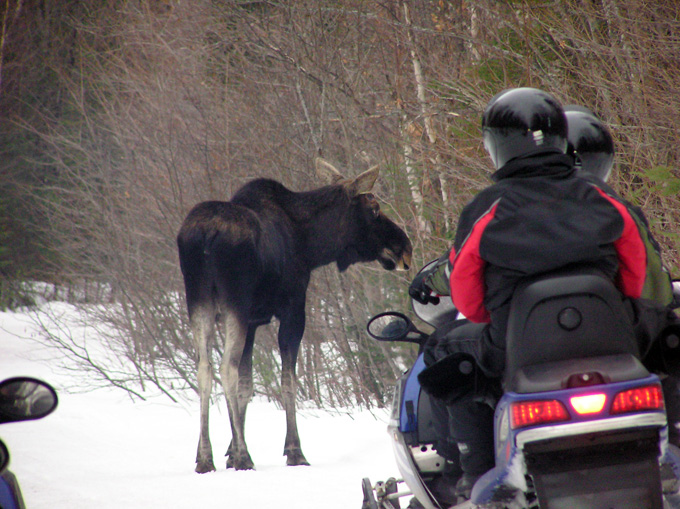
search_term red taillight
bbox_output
[570,393,607,415]
[611,384,664,415]
[511,400,570,429]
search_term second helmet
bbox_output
[564,106,614,182]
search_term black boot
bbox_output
[406,497,425,508]
[455,472,482,501]
[454,441,492,501]
[427,459,462,507]
[662,375,680,447]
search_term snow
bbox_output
[0,304,400,508]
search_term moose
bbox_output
[177,157,412,473]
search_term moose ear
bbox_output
[346,165,379,196]
[315,157,345,185]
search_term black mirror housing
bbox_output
[366,312,425,344]
[0,377,58,425]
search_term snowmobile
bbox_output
[0,377,58,509]
[362,262,680,509]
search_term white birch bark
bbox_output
[402,2,445,232]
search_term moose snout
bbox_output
[399,250,412,271]
[381,247,412,271]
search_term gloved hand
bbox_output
[417,352,477,402]
[409,269,439,305]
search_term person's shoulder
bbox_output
[464,181,507,207]
[458,184,507,228]
[576,173,651,223]
[575,172,621,197]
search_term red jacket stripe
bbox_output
[594,188,647,298]
[449,202,500,322]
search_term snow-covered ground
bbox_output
[0,304,400,508]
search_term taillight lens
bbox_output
[611,384,664,415]
[570,393,607,415]
[511,400,570,429]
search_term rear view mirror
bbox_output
[366,312,425,344]
[0,439,8,473]
[0,377,58,424]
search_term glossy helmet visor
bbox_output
[482,88,568,170]
[564,106,614,182]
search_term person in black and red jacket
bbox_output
[564,104,680,449]
[409,87,677,501]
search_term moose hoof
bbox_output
[285,449,310,466]
[226,452,255,471]
[195,460,216,474]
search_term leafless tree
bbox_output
[2,0,679,407]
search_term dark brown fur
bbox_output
[177,158,412,472]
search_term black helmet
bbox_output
[564,106,614,182]
[482,87,568,170]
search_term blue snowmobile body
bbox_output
[363,264,680,509]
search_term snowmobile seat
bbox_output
[504,272,641,393]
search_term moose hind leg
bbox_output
[225,324,256,465]
[219,311,254,470]
[278,305,309,466]
[192,304,217,473]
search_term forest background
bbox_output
[1,0,679,409]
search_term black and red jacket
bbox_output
[448,151,664,323]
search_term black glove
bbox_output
[409,269,439,305]
[418,352,477,403]
[658,322,680,376]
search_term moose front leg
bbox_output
[281,354,309,466]
[278,305,309,466]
